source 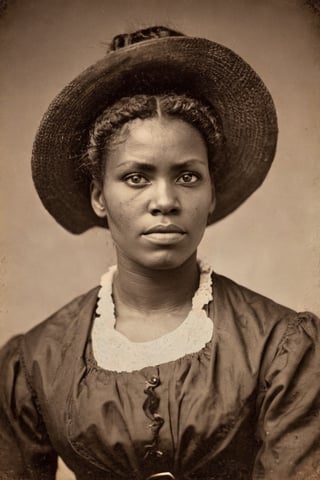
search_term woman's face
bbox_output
[91,116,215,270]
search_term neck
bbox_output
[113,253,200,314]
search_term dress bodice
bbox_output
[1,273,319,480]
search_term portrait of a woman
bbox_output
[0,2,319,480]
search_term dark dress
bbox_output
[0,273,319,480]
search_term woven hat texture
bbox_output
[32,36,278,233]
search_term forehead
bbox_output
[107,116,208,167]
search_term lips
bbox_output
[142,224,186,245]
[143,224,186,234]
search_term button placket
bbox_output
[143,369,165,460]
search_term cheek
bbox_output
[103,182,147,227]
[187,190,213,223]
[104,195,138,236]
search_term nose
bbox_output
[148,180,180,216]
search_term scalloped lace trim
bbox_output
[92,260,214,372]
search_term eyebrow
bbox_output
[116,159,207,170]
[116,161,156,172]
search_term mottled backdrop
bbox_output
[0,1,319,476]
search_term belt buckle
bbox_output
[146,473,175,480]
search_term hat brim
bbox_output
[32,36,277,233]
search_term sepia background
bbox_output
[0,0,319,478]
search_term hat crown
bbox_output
[110,26,184,52]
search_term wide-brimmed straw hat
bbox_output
[32,30,278,234]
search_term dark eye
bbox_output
[124,174,149,186]
[176,172,200,184]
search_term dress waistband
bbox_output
[146,473,175,480]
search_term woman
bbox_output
[0,26,319,480]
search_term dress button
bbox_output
[149,376,160,387]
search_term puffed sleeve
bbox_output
[254,312,320,480]
[0,335,57,479]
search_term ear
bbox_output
[90,180,108,218]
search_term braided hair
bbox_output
[81,27,225,185]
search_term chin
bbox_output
[137,250,197,271]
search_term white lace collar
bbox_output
[91,260,214,372]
